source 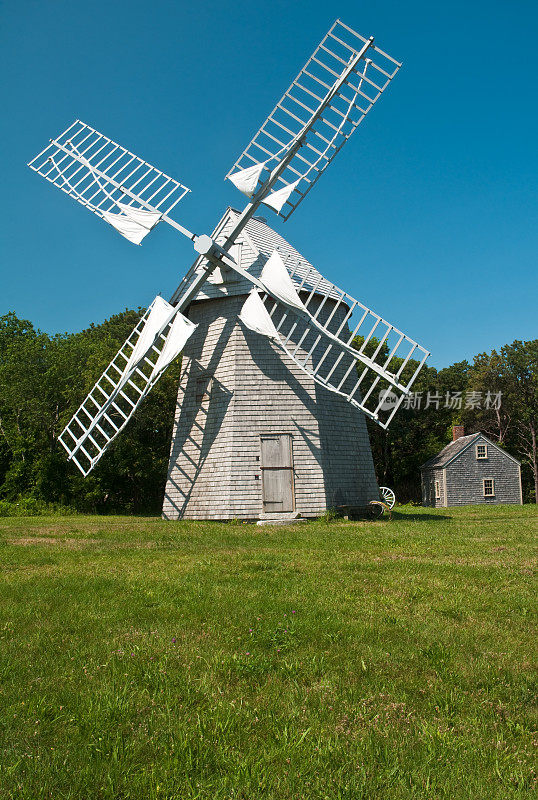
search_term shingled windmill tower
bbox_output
[27,20,429,520]
[162,209,379,520]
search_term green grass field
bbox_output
[0,505,536,799]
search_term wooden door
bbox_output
[260,434,294,513]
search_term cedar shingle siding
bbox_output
[421,434,522,507]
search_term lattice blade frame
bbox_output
[59,298,178,475]
[28,120,190,227]
[257,262,429,428]
[226,19,401,220]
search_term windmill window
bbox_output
[476,443,488,459]
[195,375,213,403]
[483,478,495,497]
[209,242,241,285]
[434,480,441,499]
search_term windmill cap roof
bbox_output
[172,206,351,306]
[227,208,345,301]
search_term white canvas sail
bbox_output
[262,180,299,213]
[260,250,306,311]
[102,210,152,245]
[227,162,266,196]
[239,290,279,339]
[117,203,162,231]
[151,310,197,378]
[122,296,173,377]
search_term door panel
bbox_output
[260,435,292,468]
[261,434,294,513]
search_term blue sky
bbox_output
[1,0,537,368]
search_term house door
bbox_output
[260,434,294,513]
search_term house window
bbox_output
[483,478,495,497]
[435,480,441,499]
[476,443,488,459]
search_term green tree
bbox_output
[0,310,181,512]
[464,340,538,503]
[1,309,536,509]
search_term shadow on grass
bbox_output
[390,510,452,522]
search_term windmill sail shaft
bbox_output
[223,32,375,242]
[28,120,194,242]
[226,19,401,221]
[59,299,196,475]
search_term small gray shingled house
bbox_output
[421,427,522,507]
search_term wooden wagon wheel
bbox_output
[379,486,396,508]
[368,500,391,519]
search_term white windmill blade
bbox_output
[28,120,193,243]
[225,19,401,220]
[235,253,428,429]
[239,290,280,339]
[59,298,196,476]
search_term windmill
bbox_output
[27,19,429,520]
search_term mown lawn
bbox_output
[0,505,536,799]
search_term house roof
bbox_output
[421,433,480,469]
[421,432,521,470]
[171,207,344,304]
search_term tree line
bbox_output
[0,309,536,512]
